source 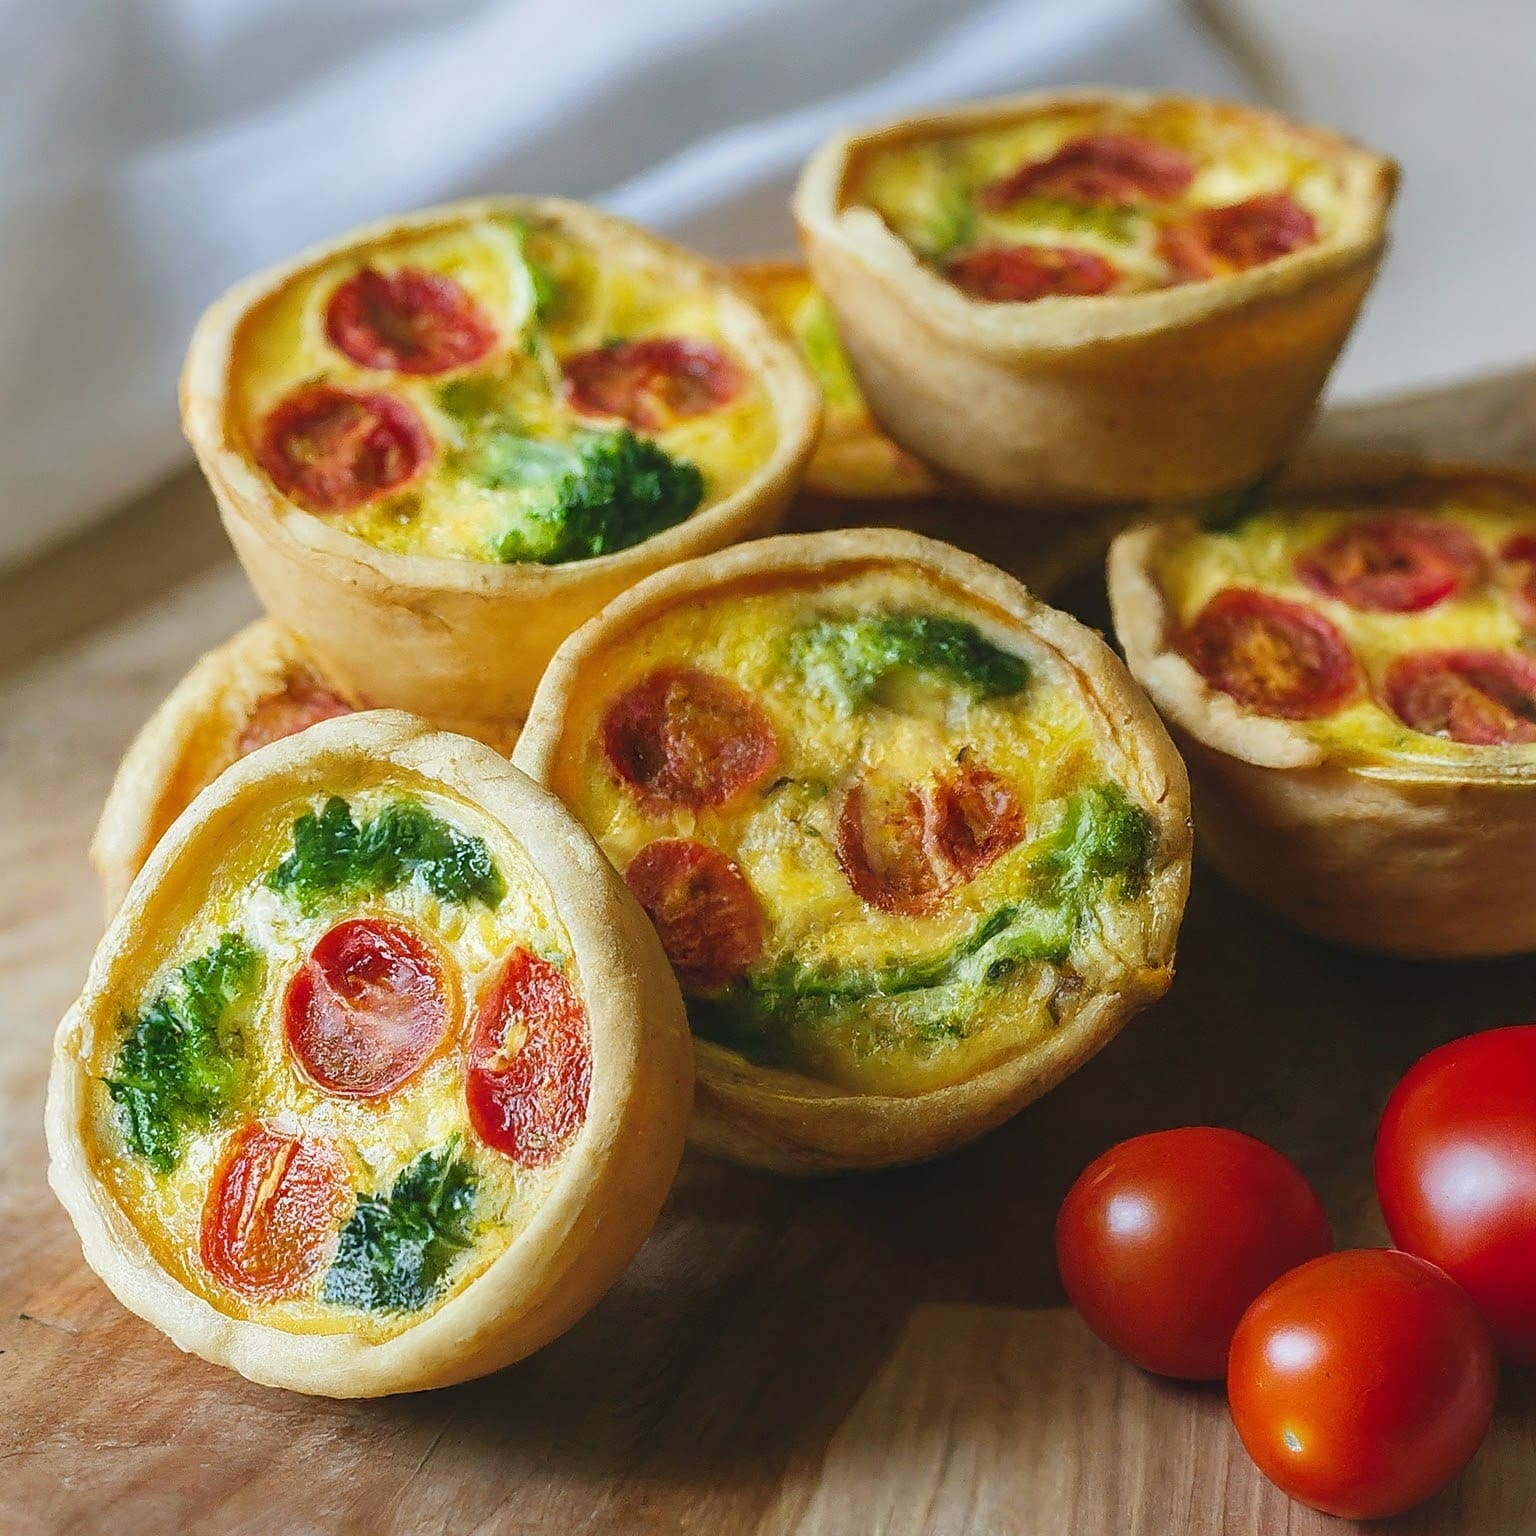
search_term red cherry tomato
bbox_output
[1500,532,1536,627]
[946,244,1117,303]
[1383,648,1536,745]
[982,132,1194,208]
[466,948,591,1166]
[1377,1025,1536,1362]
[200,1122,352,1301]
[624,839,764,991]
[325,265,496,374]
[237,673,352,757]
[1295,516,1486,613]
[1159,192,1317,281]
[1177,587,1358,720]
[1055,1127,1331,1380]
[563,337,743,430]
[1228,1249,1497,1520]
[284,918,454,1099]
[258,384,431,513]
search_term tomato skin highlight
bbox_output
[1377,1025,1536,1363]
[1055,1127,1331,1380]
[1295,516,1486,614]
[947,244,1117,303]
[1227,1249,1497,1520]
[200,1122,352,1301]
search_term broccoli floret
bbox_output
[1031,782,1157,907]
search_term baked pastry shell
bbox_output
[182,199,823,734]
[514,527,1192,1173]
[48,712,693,1395]
[1109,462,1536,957]
[794,91,1397,508]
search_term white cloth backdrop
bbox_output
[0,0,1246,570]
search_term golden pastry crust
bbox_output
[794,91,1396,507]
[182,199,822,734]
[48,712,692,1395]
[514,528,1192,1173]
[1109,461,1536,957]
[91,621,521,916]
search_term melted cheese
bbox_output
[86,766,578,1340]
[227,213,778,561]
[1155,483,1536,771]
[551,567,1161,1097]
[848,100,1351,292]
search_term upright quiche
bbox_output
[182,199,820,731]
[1110,466,1536,956]
[48,714,691,1395]
[515,530,1192,1172]
[796,91,1396,505]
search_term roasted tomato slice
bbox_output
[284,918,454,1098]
[981,132,1194,208]
[1384,649,1536,745]
[624,838,765,991]
[257,384,431,513]
[837,761,1022,915]
[325,265,496,374]
[237,673,352,757]
[601,665,779,812]
[1500,533,1536,627]
[466,948,591,1166]
[563,337,743,431]
[1159,192,1317,280]
[200,1122,351,1301]
[1178,587,1357,720]
[1295,516,1486,613]
[947,244,1117,303]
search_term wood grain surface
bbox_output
[6,373,1536,1535]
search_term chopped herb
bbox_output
[1003,197,1141,244]
[789,613,1029,712]
[267,796,504,915]
[915,178,978,260]
[1031,782,1157,907]
[105,933,262,1173]
[322,1141,478,1313]
[435,373,508,430]
[496,215,561,324]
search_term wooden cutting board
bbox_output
[7,369,1536,1536]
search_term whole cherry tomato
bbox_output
[1228,1249,1497,1520]
[1376,1024,1536,1361]
[1055,1127,1332,1379]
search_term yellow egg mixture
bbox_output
[847,101,1352,291]
[87,767,578,1339]
[551,567,1164,1096]
[227,213,778,560]
[1155,483,1536,772]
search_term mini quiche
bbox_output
[795,91,1396,506]
[182,199,821,732]
[48,713,691,1396]
[514,529,1191,1173]
[1110,465,1536,957]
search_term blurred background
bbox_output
[2,0,1532,580]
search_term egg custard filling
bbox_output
[227,211,777,563]
[545,568,1164,1097]
[846,100,1353,302]
[1154,477,1536,769]
[87,769,591,1339]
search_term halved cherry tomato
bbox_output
[1055,1127,1331,1381]
[1295,516,1485,613]
[237,673,352,757]
[601,665,778,812]
[836,761,1021,915]
[466,948,591,1166]
[1159,192,1316,280]
[947,244,1117,303]
[981,132,1194,208]
[200,1122,352,1301]
[624,839,764,991]
[1383,648,1536,744]
[284,918,453,1098]
[1377,1024,1536,1362]
[563,337,743,430]
[325,265,496,374]
[258,384,431,513]
[1499,532,1536,627]
[1228,1249,1497,1520]
[1178,587,1357,719]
